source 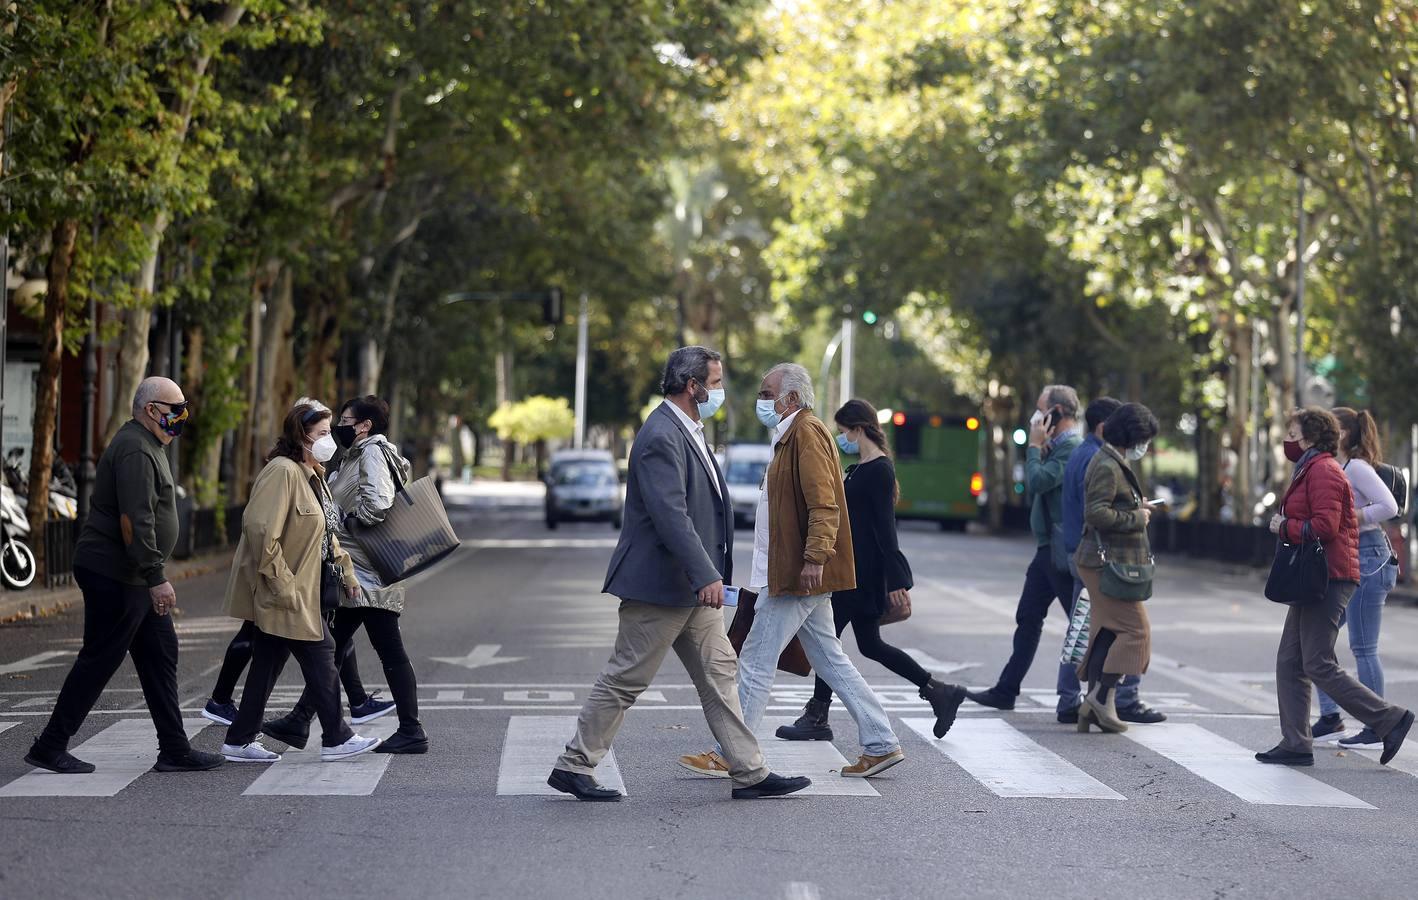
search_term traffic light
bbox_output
[861,310,878,325]
[1012,428,1027,446]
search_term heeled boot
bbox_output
[1084,676,1129,733]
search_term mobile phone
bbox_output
[723,586,740,607]
[1146,498,1167,507]
[1044,408,1062,431]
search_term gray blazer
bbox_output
[603,403,733,606]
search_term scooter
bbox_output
[0,481,37,590]
[3,448,78,520]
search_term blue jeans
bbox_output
[737,592,900,757]
[1318,530,1397,718]
[1057,558,1140,713]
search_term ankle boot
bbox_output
[1084,681,1128,734]
[774,698,833,741]
[1076,698,1097,733]
[920,679,968,738]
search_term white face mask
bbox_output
[1126,441,1150,461]
[310,434,338,463]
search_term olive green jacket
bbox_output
[1074,445,1152,569]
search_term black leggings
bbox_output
[212,619,369,708]
[295,607,421,733]
[813,592,932,704]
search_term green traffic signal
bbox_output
[862,310,878,325]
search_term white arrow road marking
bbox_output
[0,651,73,676]
[431,644,527,670]
[902,649,977,676]
[0,722,18,738]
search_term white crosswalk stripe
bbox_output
[1123,723,1375,808]
[755,718,879,796]
[903,717,1125,800]
[243,719,400,796]
[0,721,19,738]
[497,715,627,796]
[0,718,210,798]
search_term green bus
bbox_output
[881,411,984,530]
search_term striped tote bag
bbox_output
[353,451,461,584]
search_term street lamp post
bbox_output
[573,293,588,448]
[1294,175,1308,407]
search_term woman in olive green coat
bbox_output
[1074,403,1160,734]
[220,399,381,763]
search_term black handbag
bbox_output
[1264,521,1328,606]
[310,476,343,612]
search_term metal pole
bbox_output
[839,317,855,408]
[573,292,588,449]
[0,41,13,448]
[1294,175,1308,407]
[818,329,843,395]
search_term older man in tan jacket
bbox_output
[680,363,904,779]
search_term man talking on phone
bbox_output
[968,385,1084,711]
[548,347,809,801]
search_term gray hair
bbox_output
[768,362,815,411]
[132,376,180,419]
[661,346,722,396]
[1042,384,1080,419]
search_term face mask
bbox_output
[1284,440,1304,463]
[333,424,359,449]
[696,387,725,420]
[151,404,189,438]
[1125,441,1149,461]
[836,432,860,455]
[756,398,782,429]
[310,434,338,463]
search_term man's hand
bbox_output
[698,580,725,609]
[1269,513,1285,535]
[150,581,177,616]
[799,562,825,594]
[1029,418,1051,449]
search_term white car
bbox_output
[722,443,773,528]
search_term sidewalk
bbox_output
[0,550,236,625]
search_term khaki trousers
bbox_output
[556,599,769,788]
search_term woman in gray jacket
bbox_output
[263,395,428,754]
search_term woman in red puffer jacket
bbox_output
[1255,408,1414,768]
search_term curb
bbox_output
[0,550,235,625]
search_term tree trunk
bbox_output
[534,439,547,481]
[449,418,465,481]
[260,267,297,455]
[501,441,516,482]
[360,250,406,394]
[26,219,80,577]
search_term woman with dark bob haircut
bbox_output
[1256,407,1414,766]
[1074,402,1159,734]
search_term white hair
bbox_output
[768,363,815,411]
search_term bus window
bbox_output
[894,419,922,459]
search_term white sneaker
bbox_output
[222,741,280,763]
[321,733,382,761]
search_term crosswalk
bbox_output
[0,715,1411,807]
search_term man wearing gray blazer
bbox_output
[548,346,811,801]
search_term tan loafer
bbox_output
[678,750,731,778]
[841,749,905,777]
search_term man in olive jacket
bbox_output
[680,363,904,779]
[25,378,223,774]
[549,347,810,801]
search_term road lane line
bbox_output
[1124,723,1375,808]
[901,650,976,676]
[751,719,878,797]
[243,719,399,796]
[0,718,210,798]
[497,715,627,797]
[784,882,822,900]
[0,722,18,738]
[903,717,1124,800]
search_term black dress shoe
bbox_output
[1381,710,1415,766]
[1057,707,1079,725]
[1255,746,1314,766]
[1118,701,1167,724]
[24,748,95,775]
[731,772,812,799]
[965,688,1015,711]
[152,749,224,772]
[547,768,623,801]
[261,714,311,751]
[373,729,430,754]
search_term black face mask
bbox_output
[333,424,359,449]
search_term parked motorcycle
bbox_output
[0,481,37,590]
[3,448,78,520]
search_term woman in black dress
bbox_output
[777,399,968,742]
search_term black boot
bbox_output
[374,727,429,754]
[774,698,833,741]
[261,712,312,750]
[920,679,968,738]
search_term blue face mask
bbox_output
[696,387,725,420]
[756,398,782,429]
[836,432,860,455]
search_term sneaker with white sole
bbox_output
[202,699,239,727]
[1311,712,1346,743]
[349,692,397,725]
[222,741,281,763]
[841,749,905,778]
[321,734,382,761]
[1339,727,1383,751]
[677,750,731,778]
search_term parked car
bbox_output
[545,450,623,530]
[722,443,773,528]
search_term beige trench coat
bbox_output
[224,456,356,642]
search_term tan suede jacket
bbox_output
[766,412,856,596]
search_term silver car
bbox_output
[545,451,623,530]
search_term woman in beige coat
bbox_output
[220,399,381,763]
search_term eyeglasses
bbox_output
[151,400,191,415]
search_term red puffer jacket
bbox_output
[1280,453,1360,583]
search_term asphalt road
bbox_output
[3,481,1418,899]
